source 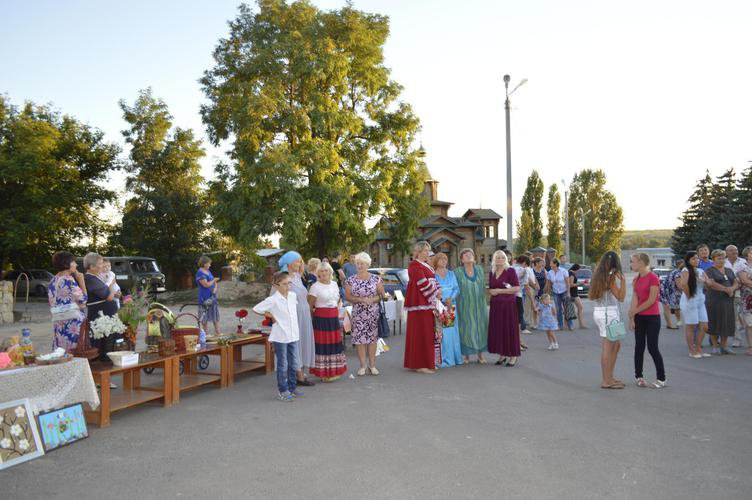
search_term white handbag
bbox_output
[50,303,81,322]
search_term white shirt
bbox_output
[309,281,340,308]
[253,291,300,343]
[725,258,745,296]
[512,265,527,298]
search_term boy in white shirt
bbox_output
[253,272,302,401]
[99,258,121,309]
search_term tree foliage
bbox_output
[0,96,121,269]
[519,170,544,247]
[113,89,212,284]
[514,210,535,254]
[200,0,429,257]
[671,168,750,256]
[546,184,563,253]
[566,169,624,264]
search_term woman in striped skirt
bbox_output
[307,262,347,381]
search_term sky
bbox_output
[2,0,751,240]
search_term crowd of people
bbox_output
[46,240,752,402]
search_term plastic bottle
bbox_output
[20,328,33,353]
[199,327,206,349]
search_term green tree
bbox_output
[114,89,212,287]
[567,169,624,263]
[515,210,535,254]
[519,170,544,248]
[671,171,715,257]
[731,165,752,247]
[200,0,429,257]
[546,184,563,253]
[706,168,736,248]
[0,96,120,269]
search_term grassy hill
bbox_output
[621,229,674,250]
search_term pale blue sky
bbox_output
[2,0,751,234]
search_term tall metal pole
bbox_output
[504,75,512,250]
[581,211,586,264]
[563,186,570,259]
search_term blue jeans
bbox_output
[554,292,573,330]
[272,341,299,394]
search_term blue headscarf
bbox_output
[278,251,302,273]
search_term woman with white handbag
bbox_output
[48,251,88,351]
[589,251,627,389]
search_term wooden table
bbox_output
[223,334,273,386]
[85,353,174,428]
[170,345,227,402]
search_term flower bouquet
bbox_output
[439,304,456,328]
[118,292,149,349]
[234,309,249,333]
[90,311,127,340]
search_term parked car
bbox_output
[2,269,54,297]
[574,268,592,298]
[368,268,409,297]
[75,256,166,296]
[652,268,672,283]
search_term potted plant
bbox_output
[89,312,127,361]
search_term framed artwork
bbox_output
[0,398,44,470]
[36,403,89,452]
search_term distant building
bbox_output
[621,248,674,269]
[369,176,506,269]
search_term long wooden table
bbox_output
[170,344,227,403]
[85,353,174,428]
[223,334,273,386]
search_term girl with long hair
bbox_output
[678,251,709,358]
[589,251,627,389]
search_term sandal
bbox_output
[356,367,366,376]
[495,357,507,365]
[601,382,625,389]
[477,357,487,365]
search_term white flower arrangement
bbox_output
[90,311,127,340]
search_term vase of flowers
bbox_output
[234,309,249,334]
[90,311,127,361]
[439,304,456,328]
[117,292,149,350]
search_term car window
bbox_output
[130,260,159,273]
[112,261,128,272]
[575,270,592,279]
[32,271,51,280]
[381,273,401,286]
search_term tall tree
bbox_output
[671,171,715,256]
[0,96,120,269]
[546,184,563,253]
[114,89,211,286]
[731,165,752,247]
[706,168,736,247]
[566,169,624,263]
[519,170,544,248]
[200,0,429,257]
[515,210,535,254]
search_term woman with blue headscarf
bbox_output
[277,251,316,386]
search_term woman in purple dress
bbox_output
[488,250,521,366]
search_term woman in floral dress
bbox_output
[345,252,384,376]
[48,251,88,351]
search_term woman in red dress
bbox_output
[404,241,442,374]
[488,250,521,366]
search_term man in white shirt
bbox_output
[725,245,746,348]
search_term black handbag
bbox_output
[377,300,391,338]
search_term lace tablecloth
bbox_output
[0,358,100,414]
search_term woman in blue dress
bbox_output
[434,253,463,367]
[196,255,221,335]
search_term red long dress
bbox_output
[404,259,440,369]
[487,268,521,356]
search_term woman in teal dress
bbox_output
[434,253,463,367]
[453,248,489,363]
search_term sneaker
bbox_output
[689,353,701,359]
[368,366,379,376]
[635,377,648,388]
[652,380,667,389]
[291,388,305,398]
[721,348,735,355]
[278,391,293,402]
[700,353,711,358]
[553,343,559,350]
[522,329,532,334]
[547,344,555,351]
[711,347,721,355]
[732,339,742,348]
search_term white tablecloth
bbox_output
[0,358,100,414]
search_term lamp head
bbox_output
[503,74,510,88]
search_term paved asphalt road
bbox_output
[4,299,751,499]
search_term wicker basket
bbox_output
[172,312,200,351]
[71,320,100,361]
[158,338,176,357]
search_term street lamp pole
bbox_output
[503,74,527,251]
[563,182,569,258]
